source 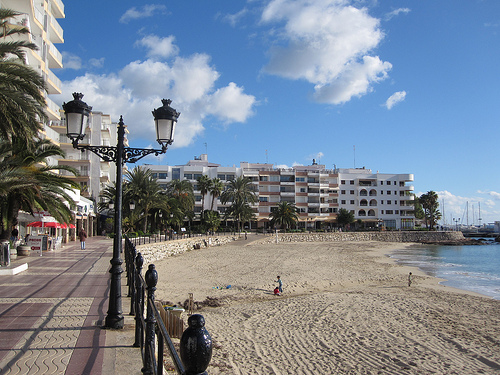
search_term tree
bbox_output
[204,210,221,233]
[419,191,441,230]
[0,137,79,239]
[223,200,255,233]
[166,179,194,225]
[269,201,299,232]
[196,174,211,219]
[220,176,257,233]
[0,9,47,142]
[209,178,224,211]
[336,208,355,230]
[124,166,165,233]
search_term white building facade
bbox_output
[145,155,415,230]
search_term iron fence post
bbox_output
[180,314,213,375]
[133,253,144,348]
[142,264,157,374]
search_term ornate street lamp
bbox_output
[63,93,180,329]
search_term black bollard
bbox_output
[180,314,212,375]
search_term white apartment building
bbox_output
[1,0,64,122]
[145,155,415,230]
[337,168,415,229]
[2,0,121,236]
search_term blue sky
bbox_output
[52,0,500,225]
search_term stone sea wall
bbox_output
[137,235,239,264]
[135,232,465,263]
[258,231,465,244]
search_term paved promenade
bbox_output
[0,237,141,375]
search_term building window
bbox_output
[270,175,280,182]
[358,210,366,216]
[259,176,268,182]
[300,188,306,193]
[395,210,399,214]
[194,173,202,180]
[387,191,391,195]
[172,168,180,180]
[184,173,192,180]
[296,177,305,182]
[350,200,355,205]
[350,190,354,194]
[341,200,346,204]
[380,181,384,185]
[152,173,158,179]
[259,196,268,202]
[341,180,346,184]
[159,173,168,179]
[195,195,202,202]
[387,200,391,205]
[386,210,393,214]
[341,190,346,194]
[350,180,354,185]
[226,174,235,181]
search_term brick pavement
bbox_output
[0,237,140,375]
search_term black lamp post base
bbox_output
[104,315,124,329]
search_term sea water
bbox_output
[390,240,500,300]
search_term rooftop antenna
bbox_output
[353,145,356,168]
[204,142,207,155]
[478,202,482,226]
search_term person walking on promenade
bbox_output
[79,227,87,250]
[408,272,412,287]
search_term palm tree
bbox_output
[220,176,257,233]
[419,191,441,230]
[0,137,79,239]
[166,179,194,223]
[196,174,211,218]
[209,178,224,211]
[270,201,299,232]
[0,9,47,141]
[124,166,165,233]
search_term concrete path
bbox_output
[0,237,141,375]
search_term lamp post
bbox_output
[63,93,180,329]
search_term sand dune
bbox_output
[153,238,500,374]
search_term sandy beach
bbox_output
[152,237,500,374]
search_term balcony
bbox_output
[50,0,65,18]
[49,15,64,43]
[48,43,63,69]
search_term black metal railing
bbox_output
[124,236,212,374]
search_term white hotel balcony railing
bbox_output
[47,68,62,90]
[49,43,62,65]
[49,15,63,40]
[34,7,44,26]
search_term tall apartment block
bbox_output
[145,155,415,230]
[1,0,121,236]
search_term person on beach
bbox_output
[277,275,283,294]
[274,286,281,296]
[79,227,87,250]
[408,272,412,287]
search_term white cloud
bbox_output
[58,35,256,149]
[221,8,249,27]
[135,35,179,59]
[89,57,105,68]
[120,5,167,24]
[207,82,256,123]
[261,0,391,104]
[62,52,82,70]
[385,90,406,109]
[385,8,410,20]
